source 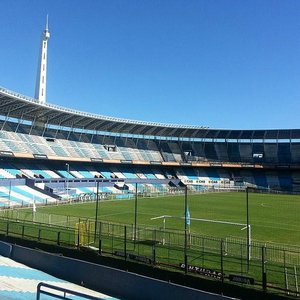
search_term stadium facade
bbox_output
[0,21,299,208]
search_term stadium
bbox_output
[0,18,300,300]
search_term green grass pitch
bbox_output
[33,191,300,247]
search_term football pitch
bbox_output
[34,191,300,247]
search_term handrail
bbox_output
[36,282,102,300]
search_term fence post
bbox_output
[153,229,156,266]
[184,185,188,274]
[153,242,156,266]
[57,231,60,246]
[98,221,102,255]
[6,221,9,236]
[283,250,288,294]
[88,218,92,242]
[262,246,267,292]
[111,224,114,255]
[221,239,224,285]
[240,243,243,274]
[77,218,81,249]
[202,237,205,266]
[294,266,299,296]
[285,267,289,295]
[124,225,127,261]
[22,225,25,238]
[134,182,138,247]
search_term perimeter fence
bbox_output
[0,214,299,298]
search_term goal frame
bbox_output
[151,215,251,259]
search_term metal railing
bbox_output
[0,216,300,298]
[36,282,101,300]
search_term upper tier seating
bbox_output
[0,130,165,162]
[0,120,300,165]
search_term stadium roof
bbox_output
[1,86,300,140]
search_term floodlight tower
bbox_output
[35,16,50,103]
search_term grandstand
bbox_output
[0,85,300,208]
[1,20,300,299]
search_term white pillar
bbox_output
[35,16,50,103]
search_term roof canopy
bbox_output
[1,87,299,140]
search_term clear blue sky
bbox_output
[0,0,299,130]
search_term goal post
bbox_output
[151,215,251,258]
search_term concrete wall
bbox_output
[0,241,231,300]
[0,241,12,256]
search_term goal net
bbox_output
[151,214,251,257]
[75,220,95,246]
